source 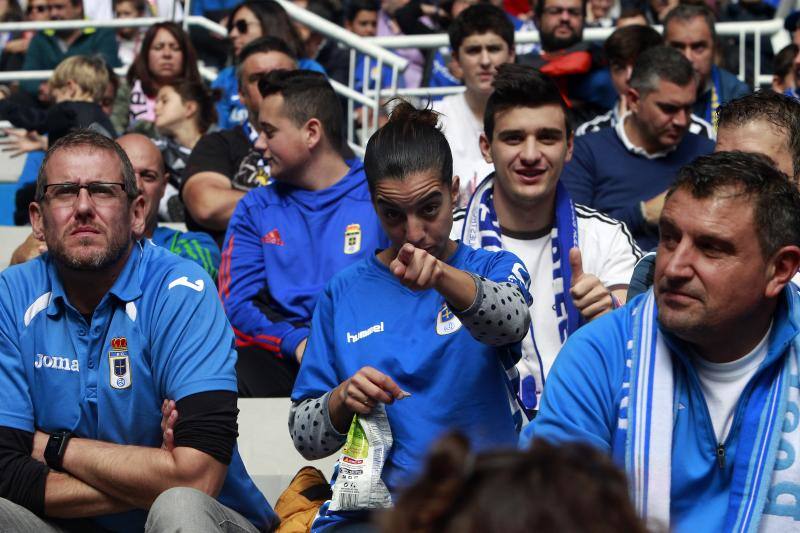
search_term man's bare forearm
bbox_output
[62,438,227,509]
[183,175,245,230]
[44,471,131,518]
[189,188,244,230]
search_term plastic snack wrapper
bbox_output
[329,403,393,511]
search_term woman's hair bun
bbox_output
[387,99,441,130]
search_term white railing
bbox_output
[0,11,409,154]
[370,18,785,92]
[0,16,221,82]
[274,0,407,153]
[0,17,163,31]
[0,14,790,149]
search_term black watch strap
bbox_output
[44,431,73,472]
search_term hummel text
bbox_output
[346,322,384,343]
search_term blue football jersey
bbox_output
[0,242,276,532]
[293,242,531,496]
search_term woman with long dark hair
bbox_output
[111,21,202,134]
[289,101,532,529]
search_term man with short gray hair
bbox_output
[562,46,714,250]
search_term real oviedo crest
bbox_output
[344,224,362,255]
[108,336,132,390]
[436,302,462,336]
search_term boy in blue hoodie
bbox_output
[220,70,389,396]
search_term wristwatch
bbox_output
[44,431,73,472]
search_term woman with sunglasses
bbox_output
[211,0,326,129]
[111,21,203,136]
[290,101,532,530]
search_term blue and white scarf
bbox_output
[460,175,582,416]
[619,290,800,532]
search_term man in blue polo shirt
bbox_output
[220,70,389,397]
[9,134,222,280]
[561,46,714,251]
[0,131,276,532]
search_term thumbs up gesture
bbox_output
[390,243,443,291]
[569,248,614,321]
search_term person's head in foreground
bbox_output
[655,151,800,362]
[383,433,647,533]
[363,101,458,262]
[29,130,144,274]
[715,91,800,183]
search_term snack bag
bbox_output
[329,404,393,511]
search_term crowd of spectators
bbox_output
[0,0,799,530]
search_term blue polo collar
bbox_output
[46,240,145,317]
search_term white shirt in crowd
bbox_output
[693,323,771,444]
[434,93,494,208]
[453,203,642,409]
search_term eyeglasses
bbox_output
[542,6,582,16]
[232,19,250,35]
[42,182,126,207]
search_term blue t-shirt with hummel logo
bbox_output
[292,241,531,521]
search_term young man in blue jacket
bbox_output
[220,69,388,397]
[523,151,800,532]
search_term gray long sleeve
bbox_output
[288,391,347,461]
[453,274,531,346]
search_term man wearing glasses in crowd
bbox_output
[518,0,616,123]
[0,131,276,532]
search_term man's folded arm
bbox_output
[57,390,238,510]
[0,426,130,518]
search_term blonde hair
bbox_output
[49,55,110,103]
